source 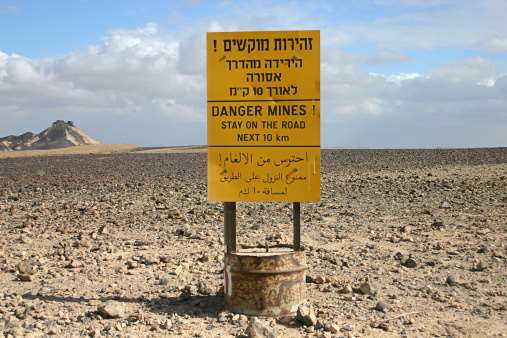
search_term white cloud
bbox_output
[363,50,411,64]
[370,72,423,85]
[339,1,507,51]
[481,37,507,53]
[0,23,207,145]
[320,51,507,146]
[334,98,385,116]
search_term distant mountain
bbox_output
[0,120,100,151]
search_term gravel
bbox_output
[0,148,505,337]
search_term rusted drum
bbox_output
[224,247,306,317]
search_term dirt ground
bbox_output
[0,148,506,337]
[0,145,138,160]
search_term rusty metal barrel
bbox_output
[224,247,306,317]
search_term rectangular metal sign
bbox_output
[207,30,320,201]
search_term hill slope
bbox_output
[0,120,99,151]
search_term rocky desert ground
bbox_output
[0,148,506,338]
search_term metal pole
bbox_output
[224,202,237,253]
[293,202,301,251]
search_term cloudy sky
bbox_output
[0,0,506,148]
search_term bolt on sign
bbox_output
[207,30,320,202]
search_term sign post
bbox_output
[207,30,320,316]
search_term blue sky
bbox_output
[1,0,506,147]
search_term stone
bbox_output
[239,314,249,326]
[374,301,388,313]
[20,235,32,244]
[324,323,339,334]
[47,323,59,335]
[179,285,193,300]
[17,260,34,275]
[197,254,210,263]
[163,319,172,330]
[402,258,417,268]
[196,280,212,295]
[440,201,451,209]
[472,261,486,272]
[14,307,26,319]
[305,326,315,333]
[432,220,445,229]
[313,275,326,284]
[172,265,183,276]
[158,277,170,286]
[99,225,109,235]
[338,284,353,294]
[341,324,354,332]
[79,239,92,248]
[217,311,228,322]
[141,255,159,265]
[97,301,126,319]
[159,255,171,263]
[126,260,138,269]
[17,274,33,282]
[8,326,25,337]
[393,252,404,261]
[277,316,294,325]
[322,284,332,292]
[378,322,390,331]
[446,275,459,286]
[401,225,412,234]
[296,303,317,327]
[477,245,489,254]
[66,260,83,269]
[355,282,373,295]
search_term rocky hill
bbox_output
[0,120,99,151]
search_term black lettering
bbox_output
[267,104,307,116]
[211,105,263,117]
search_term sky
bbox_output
[0,0,506,148]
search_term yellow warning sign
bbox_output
[207,30,320,201]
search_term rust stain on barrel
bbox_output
[224,248,306,317]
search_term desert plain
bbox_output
[0,147,506,337]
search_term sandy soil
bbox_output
[0,148,506,337]
[132,146,207,154]
[0,145,138,159]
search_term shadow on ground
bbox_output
[23,293,224,319]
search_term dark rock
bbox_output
[446,275,459,286]
[179,285,193,300]
[374,301,388,313]
[402,258,417,268]
[432,220,445,229]
[17,274,33,282]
